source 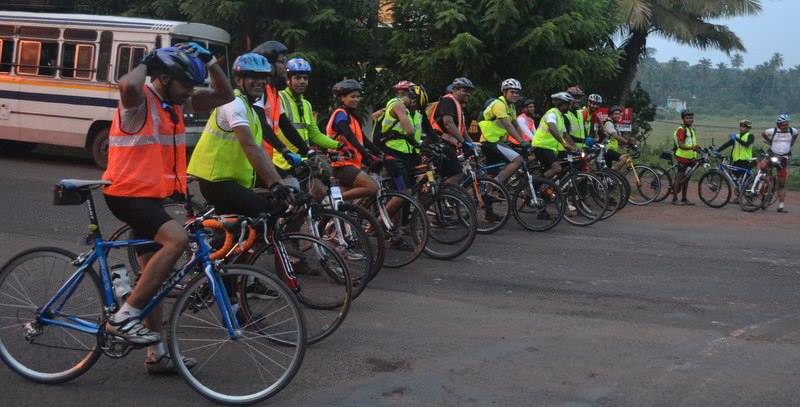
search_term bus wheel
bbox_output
[90,126,109,169]
[0,140,37,154]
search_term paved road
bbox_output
[1,149,799,406]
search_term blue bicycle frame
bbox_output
[35,192,241,339]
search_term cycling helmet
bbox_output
[608,105,622,115]
[680,109,694,118]
[250,40,289,63]
[392,80,416,92]
[332,79,362,96]
[286,57,312,75]
[551,91,574,103]
[501,78,522,92]
[451,77,474,90]
[739,119,752,128]
[588,93,603,104]
[566,85,584,97]
[522,98,535,107]
[151,46,207,86]
[412,85,429,107]
[776,113,791,124]
[232,53,271,75]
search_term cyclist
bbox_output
[101,43,233,372]
[378,80,423,191]
[479,78,530,185]
[762,114,798,213]
[565,86,587,149]
[277,57,341,191]
[325,79,380,200]
[672,110,701,205]
[602,106,634,172]
[187,52,291,217]
[429,77,474,185]
[716,119,754,169]
[532,91,575,179]
[250,40,308,171]
[582,93,603,145]
[516,98,536,142]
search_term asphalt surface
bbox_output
[1,147,799,406]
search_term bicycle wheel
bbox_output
[0,247,103,384]
[511,176,565,232]
[738,174,767,212]
[562,173,608,227]
[248,233,351,344]
[287,208,373,300]
[464,177,510,234]
[365,191,428,269]
[420,187,477,260]
[624,165,660,206]
[337,203,386,280]
[698,170,732,208]
[592,170,625,220]
[652,166,673,203]
[169,264,305,405]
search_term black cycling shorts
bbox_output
[383,148,420,190]
[533,147,559,169]
[198,179,271,217]
[481,142,520,165]
[438,144,462,178]
[605,150,622,163]
[104,195,173,255]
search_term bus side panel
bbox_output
[0,75,20,141]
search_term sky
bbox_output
[647,0,799,68]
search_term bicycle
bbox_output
[508,148,565,232]
[619,145,661,206]
[738,152,783,212]
[654,147,714,203]
[0,179,306,405]
[586,142,629,219]
[459,144,511,234]
[696,149,753,208]
[554,150,609,227]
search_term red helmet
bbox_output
[392,80,416,92]
[567,85,584,98]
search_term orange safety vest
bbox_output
[261,84,282,157]
[103,86,186,199]
[325,107,363,168]
[429,94,465,137]
[509,113,535,146]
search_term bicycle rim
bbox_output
[421,189,477,260]
[652,166,672,203]
[0,247,103,384]
[511,176,564,232]
[371,192,428,269]
[562,173,607,226]
[698,171,731,208]
[626,166,660,206]
[466,177,510,234]
[338,203,386,280]
[169,265,306,405]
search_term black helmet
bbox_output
[251,40,289,63]
[608,105,622,115]
[149,46,207,85]
[681,109,694,118]
[332,79,362,96]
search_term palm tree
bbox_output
[615,0,761,102]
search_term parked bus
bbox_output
[0,11,230,168]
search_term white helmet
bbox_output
[588,94,603,104]
[551,91,574,103]
[776,113,791,124]
[501,78,522,92]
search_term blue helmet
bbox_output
[152,47,207,85]
[286,57,312,76]
[233,53,271,76]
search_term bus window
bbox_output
[116,45,146,81]
[97,31,113,82]
[63,29,97,42]
[17,40,59,77]
[62,43,95,80]
[0,39,13,73]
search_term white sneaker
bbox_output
[105,316,160,346]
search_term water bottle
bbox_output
[110,264,132,302]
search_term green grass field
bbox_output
[639,111,800,190]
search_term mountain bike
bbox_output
[509,148,565,232]
[620,145,661,206]
[555,150,608,227]
[459,145,511,234]
[0,179,306,405]
[738,152,783,212]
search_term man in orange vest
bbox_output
[102,43,233,373]
[430,77,474,184]
[516,98,536,143]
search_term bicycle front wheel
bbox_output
[0,247,103,384]
[624,165,660,205]
[366,191,429,269]
[511,176,565,232]
[562,173,608,227]
[169,265,306,405]
[738,174,766,212]
[420,187,477,260]
[337,203,386,281]
[698,170,732,208]
[592,170,626,220]
[465,177,510,234]
[652,166,673,203]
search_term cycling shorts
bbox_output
[436,143,462,178]
[676,157,695,173]
[332,165,362,188]
[482,142,520,165]
[198,179,271,217]
[605,150,622,163]
[383,148,420,190]
[533,147,559,169]
[777,156,790,181]
[104,195,172,255]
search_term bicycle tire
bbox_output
[738,174,766,212]
[652,166,673,203]
[510,176,565,232]
[337,203,386,280]
[246,233,351,344]
[698,170,732,208]
[169,264,306,405]
[0,247,103,384]
[624,165,660,206]
[465,177,511,234]
[562,173,608,227]
[592,170,625,220]
[364,191,429,269]
[420,187,477,260]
